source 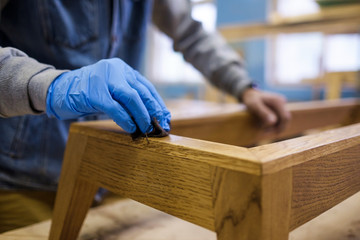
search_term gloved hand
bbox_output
[46,58,171,134]
[242,88,291,132]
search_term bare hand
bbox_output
[242,88,291,132]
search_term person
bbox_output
[0,0,291,232]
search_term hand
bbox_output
[46,58,171,134]
[242,88,291,132]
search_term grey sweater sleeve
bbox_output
[152,0,253,100]
[0,47,67,117]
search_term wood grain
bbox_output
[76,132,261,231]
[260,168,292,240]
[251,123,360,174]
[49,133,99,240]
[71,124,260,174]
[211,168,262,240]
[166,99,360,146]
[80,136,215,230]
[250,123,360,230]
[290,144,360,229]
[212,167,292,240]
[80,99,360,147]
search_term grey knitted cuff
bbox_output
[29,68,68,113]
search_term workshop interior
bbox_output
[0,0,359,239]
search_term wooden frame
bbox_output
[49,99,360,240]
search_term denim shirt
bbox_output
[0,0,152,190]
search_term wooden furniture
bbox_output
[49,99,360,240]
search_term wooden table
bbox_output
[5,99,360,240]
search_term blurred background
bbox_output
[144,0,360,103]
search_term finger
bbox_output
[101,98,137,133]
[107,76,152,133]
[113,86,152,133]
[134,71,171,131]
[264,96,291,132]
[134,71,167,109]
[102,63,151,133]
[247,99,278,128]
[128,75,166,129]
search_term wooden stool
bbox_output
[49,99,360,240]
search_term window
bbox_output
[271,0,360,85]
[277,0,319,17]
[273,33,323,84]
[146,1,217,84]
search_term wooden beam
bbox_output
[167,99,360,146]
[250,123,360,229]
[82,99,360,147]
[269,4,360,25]
[251,123,360,174]
[219,18,360,41]
[290,143,360,229]
[71,126,260,231]
[218,4,360,41]
[49,133,98,240]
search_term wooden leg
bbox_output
[49,133,98,240]
[212,167,292,240]
[259,169,292,240]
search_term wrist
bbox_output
[238,82,257,102]
[30,69,68,113]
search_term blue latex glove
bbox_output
[46,58,171,134]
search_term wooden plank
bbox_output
[211,168,262,240]
[290,191,360,239]
[168,99,360,146]
[74,130,259,231]
[290,143,360,229]
[219,17,360,41]
[260,169,292,240]
[250,123,360,230]
[250,123,360,174]
[49,133,99,240]
[72,125,260,174]
[80,99,360,147]
[269,4,360,25]
[212,167,293,240]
